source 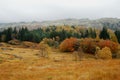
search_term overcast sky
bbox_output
[0,0,120,23]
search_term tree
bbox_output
[98,39,118,53]
[115,30,120,43]
[59,37,78,52]
[80,38,97,54]
[108,30,118,43]
[38,41,50,58]
[5,27,13,42]
[95,47,112,59]
[99,27,110,40]
[18,27,29,41]
[12,27,18,39]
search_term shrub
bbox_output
[73,40,80,51]
[95,47,112,59]
[42,38,59,48]
[98,40,118,53]
[59,37,78,52]
[79,38,118,54]
[80,38,97,54]
[60,38,118,54]
[37,41,50,58]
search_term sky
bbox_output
[0,0,120,23]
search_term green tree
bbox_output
[99,27,110,40]
[115,30,120,43]
[5,27,13,42]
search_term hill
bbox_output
[0,18,120,31]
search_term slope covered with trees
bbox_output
[0,26,97,43]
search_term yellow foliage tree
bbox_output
[108,29,118,43]
[38,41,50,58]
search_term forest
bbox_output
[0,25,120,43]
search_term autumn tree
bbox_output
[95,47,112,59]
[98,40,118,53]
[59,37,78,52]
[80,38,97,54]
[88,28,96,38]
[108,29,118,43]
[38,41,50,58]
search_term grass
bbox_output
[0,46,120,80]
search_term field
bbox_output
[0,44,120,80]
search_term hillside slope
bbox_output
[0,18,120,30]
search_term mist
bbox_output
[0,0,120,23]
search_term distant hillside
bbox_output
[0,18,120,30]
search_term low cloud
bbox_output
[0,0,120,22]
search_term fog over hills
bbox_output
[0,18,120,30]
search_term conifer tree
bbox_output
[99,27,110,40]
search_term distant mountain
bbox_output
[0,18,120,31]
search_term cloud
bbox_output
[0,0,120,22]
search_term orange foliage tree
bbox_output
[60,37,118,53]
[59,37,78,52]
[80,38,97,54]
[98,40,118,53]
[80,38,118,54]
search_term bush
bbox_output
[37,41,50,58]
[80,38,97,54]
[42,38,59,48]
[79,38,118,54]
[73,40,80,51]
[98,40,118,53]
[95,47,112,59]
[59,37,78,52]
[59,38,118,54]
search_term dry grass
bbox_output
[0,46,120,80]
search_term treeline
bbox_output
[0,26,96,43]
[0,25,120,43]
